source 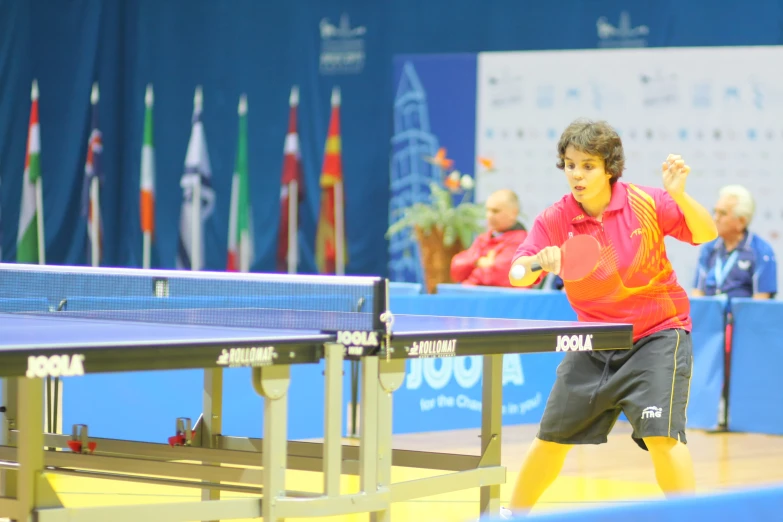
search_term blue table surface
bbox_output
[0,313,330,351]
[390,314,623,335]
[0,312,626,351]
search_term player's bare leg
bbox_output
[508,437,573,513]
[644,436,696,495]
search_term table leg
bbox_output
[374,358,405,522]
[254,365,290,522]
[480,354,503,516]
[1,378,18,499]
[201,367,223,522]
[359,357,379,515]
[323,343,344,497]
[17,377,63,520]
[350,360,360,437]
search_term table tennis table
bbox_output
[0,263,633,522]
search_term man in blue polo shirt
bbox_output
[693,184,777,299]
[691,184,776,430]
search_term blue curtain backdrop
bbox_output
[1,0,782,276]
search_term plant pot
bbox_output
[414,226,464,294]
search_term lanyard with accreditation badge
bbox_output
[713,249,740,293]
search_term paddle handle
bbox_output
[530,263,543,273]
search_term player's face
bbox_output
[713,195,745,238]
[562,146,612,205]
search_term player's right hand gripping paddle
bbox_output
[524,234,601,282]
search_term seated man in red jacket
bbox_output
[450,189,528,287]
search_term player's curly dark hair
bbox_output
[556,119,625,184]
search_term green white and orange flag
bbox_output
[17,79,46,264]
[315,87,346,275]
[140,84,155,269]
[227,94,253,272]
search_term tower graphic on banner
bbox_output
[388,62,442,283]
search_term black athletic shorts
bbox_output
[537,328,693,451]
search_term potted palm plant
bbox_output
[387,172,485,293]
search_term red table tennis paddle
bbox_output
[530,234,601,281]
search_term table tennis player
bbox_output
[502,119,718,518]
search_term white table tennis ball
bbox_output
[510,265,526,280]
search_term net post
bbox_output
[371,278,387,332]
[373,278,396,363]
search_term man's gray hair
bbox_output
[719,184,755,225]
[491,188,520,213]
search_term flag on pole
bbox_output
[17,79,46,265]
[227,94,253,272]
[140,84,156,269]
[315,87,346,275]
[176,86,215,271]
[277,85,303,274]
[81,82,103,267]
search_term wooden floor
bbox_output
[37,422,783,521]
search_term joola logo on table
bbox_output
[26,354,85,379]
[555,334,594,352]
[217,346,276,367]
[408,339,457,358]
[337,330,379,347]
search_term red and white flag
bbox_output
[277,86,303,273]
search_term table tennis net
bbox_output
[0,264,387,332]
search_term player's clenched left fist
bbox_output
[661,153,690,198]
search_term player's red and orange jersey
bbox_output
[513,181,698,342]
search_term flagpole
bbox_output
[192,174,201,271]
[238,94,250,273]
[35,177,45,264]
[191,86,203,271]
[287,179,298,274]
[240,230,250,273]
[90,83,100,268]
[143,231,151,269]
[90,179,100,267]
[334,180,345,275]
[227,173,239,271]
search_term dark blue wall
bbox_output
[1,0,782,275]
